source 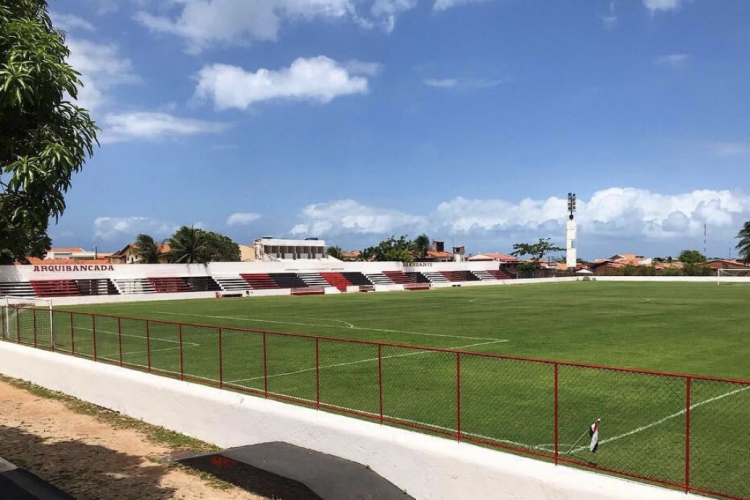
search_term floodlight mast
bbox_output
[566,193,577,269]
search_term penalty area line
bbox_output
[155,311,507,342]
[226,339,507,384]
[570,384,750,454]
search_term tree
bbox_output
[133,233,163,264]
[412,234,431,260]
[1,1,98,263]
[361,235,414,263]
[326,245,343,260]
[737,220,750,264]
[678,249,710,276]
[511,238,564,265]
[165,226,210,264]
[164,226,240,264]
[202,231,240,262]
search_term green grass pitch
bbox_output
[5,282,750,498]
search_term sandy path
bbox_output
[0,378,266,500]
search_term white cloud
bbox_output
[51,12,96,32]
[344,60,384,76]
[195,57,373,110]
[601,15,617,29]
[288,189,750,244]
[424,77,504,89]
[371,0,416,17]
[93,217,179,241]
[134,0,356,53]
[643,0,690,13]
[66,38,138,112]
[712,142,750,156]
[227,213,262,226]
[424,78,458,88]
[99,112,228,143]
[655,54,689,68]
[433,0,491,11]
[290,200,425,236]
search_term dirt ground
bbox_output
[0,377,266,500]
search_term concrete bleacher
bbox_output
[0,262,508,302]
[147,277,191,293]
[269,273,309,289]
[421,271,449,284]
[440,271,480,283]
[382,271,413,285]
[365,273,394,285]
[319,272,351,292]
[240,274,280,290]
[340,272,372,287]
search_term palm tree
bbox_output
[133,234,162,264]
[737,220,750,264]
[326,245,343,260]
[413,234,431,260]
[165,226,210,264]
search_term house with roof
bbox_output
[110,243,172,264]
[466,253,520,264]
[707,259,750,274]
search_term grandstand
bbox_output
[0,261,515,303]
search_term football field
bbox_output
[5,281,750,499]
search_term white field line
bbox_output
[569,384,750,454]
[226,340,507,384]
[155,311,506,342]
[69,327,199,347]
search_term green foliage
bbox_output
[163,226,240,264]
[134,233,163,264]
[326,245,343,259]
[412,234,430,260]
[202,230,241,262]
[678,250,707,265]
[0,0,98,262]
[511,238,564,265]
[737,220,750,264]
[361,235,417,262]
[678,250,710,276]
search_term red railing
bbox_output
[1,305,749,500]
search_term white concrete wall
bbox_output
[0,342,708,500]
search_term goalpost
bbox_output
[717,268,750,285]
[0,296,54,347]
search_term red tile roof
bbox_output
[49,247,86,253]
[467,253,519,262]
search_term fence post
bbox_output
[146,320,151,373]
[32,308,37,348]
[178,324,184,381]
[92,315,97,361]
[263,332,268,397]
[16,308,20,343]
[315,338,320,409]
[70,311,75,355]
[456,351,462,441]
[378,344,383,424]
[218,327,223,389]
[117,317,123,366]
[685,376,691,494]
[554,363,559,465]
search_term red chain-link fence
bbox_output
[2,305,749,499]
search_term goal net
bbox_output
[717,268,750,285]
[0,296,54,347]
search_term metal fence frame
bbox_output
[1,305,748,500]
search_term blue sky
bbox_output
[49,0,750,259]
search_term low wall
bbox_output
[0,342,707,500]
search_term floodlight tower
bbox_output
[566,193,577,269]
